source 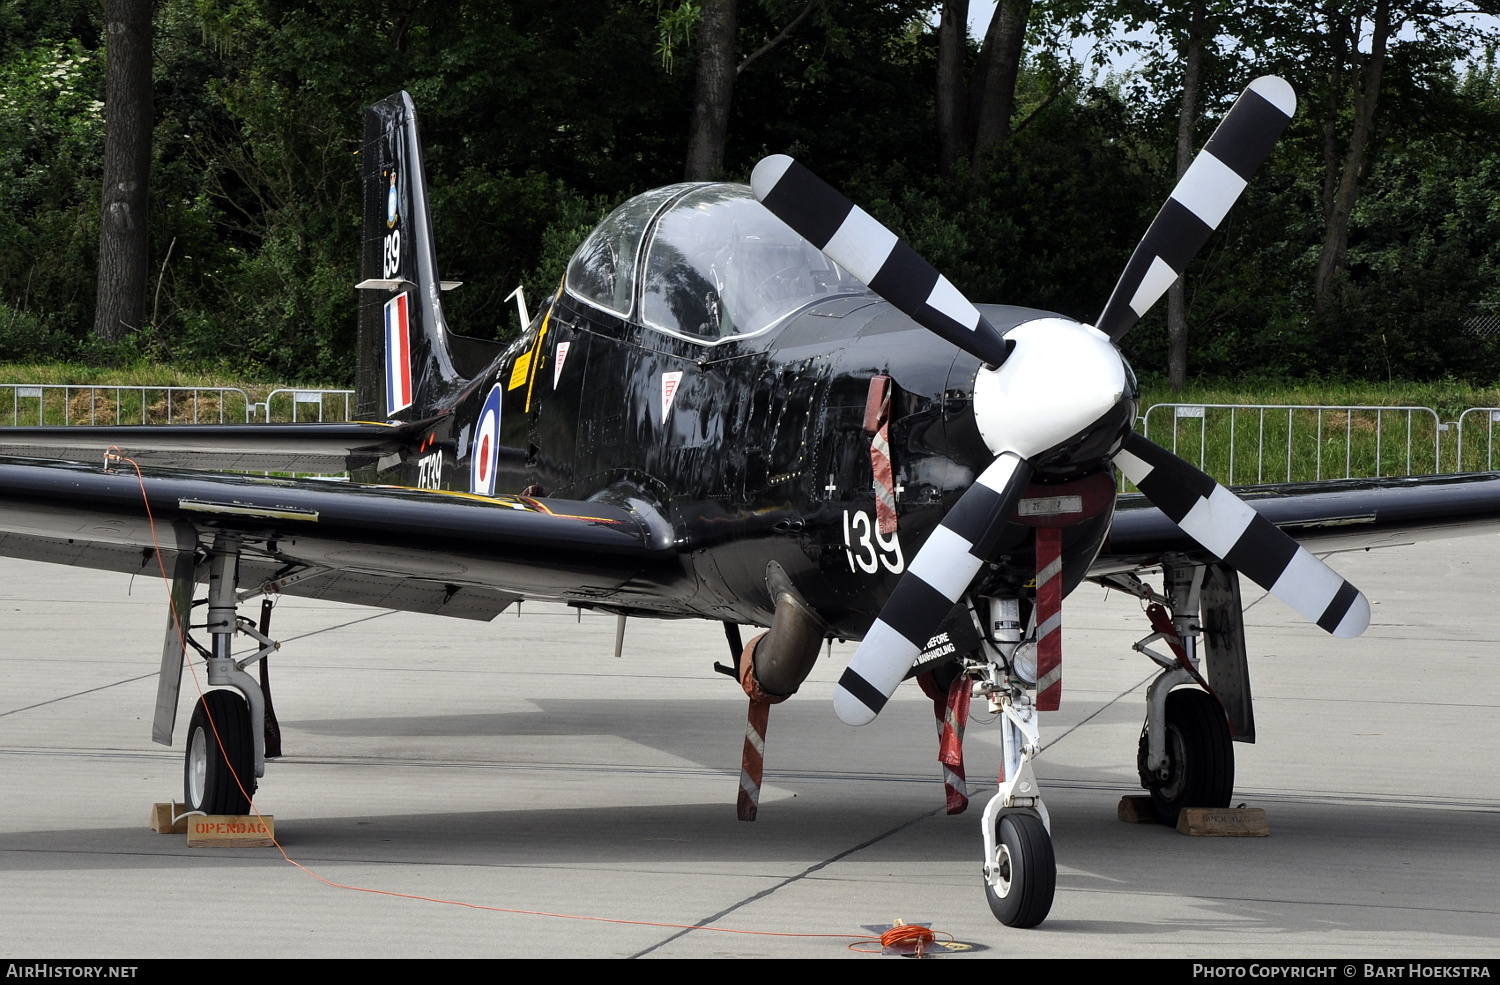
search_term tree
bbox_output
[1311,0,1395,312]
[668,0,827,180]
[7,0,1500,386]
[1270,1,1500,312]
[969,0,1032,175]
[0,1,104,358]
[934,0,1034,176]
[1040,0,1247,386]
[93,0,152,343]
[936,0,968,172]
[1164,0,1205,389]
[684,0,738,179]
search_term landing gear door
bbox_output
[1201,562,1255,742]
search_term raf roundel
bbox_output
[470,384,502,496]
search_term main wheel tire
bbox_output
[185,689,256,815]
[983,812,1056,928]
[1137,688,1234,826]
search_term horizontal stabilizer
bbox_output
[0,421,426,474]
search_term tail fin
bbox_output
[356,92,468,421]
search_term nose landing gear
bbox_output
[971,596,1056,928]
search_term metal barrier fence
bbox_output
[1455,408,1500,472]
[1141,403,1453,485]
[0,384,256,425]
[251,388,355,423]
[11,386,1500,482]
[0,384,356,425]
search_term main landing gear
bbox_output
[165,532,282,816]
[1138,688,1233,826]
[186,689,256,814]
[1108,562,1246,825]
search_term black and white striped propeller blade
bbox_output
[751,155,1013,368]
[1114,432,1369,637]
[834,453,1034,726]
[754,77,1321,728]
[1095,76,1296,342]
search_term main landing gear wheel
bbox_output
[984,812,1056,928]
[185,689,256,815]
[1138,688,1233,826]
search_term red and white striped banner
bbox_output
[1035,527,1063,711]
[737,697,771,821]
[938,675,970,814]
[863,375,897,534]
[918,670,970,814]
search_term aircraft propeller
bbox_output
[752,155,1014,369]
[752,76,1370,727]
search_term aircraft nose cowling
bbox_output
[972,318,1128,463]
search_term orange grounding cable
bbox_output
[110,448,912,946]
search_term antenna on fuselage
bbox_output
[506,285,531,330]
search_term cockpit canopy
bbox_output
[564,183,874,343]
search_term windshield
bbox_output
[565,182,873,341]
[564,183,694,317]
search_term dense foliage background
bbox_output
[2,0,1499,384]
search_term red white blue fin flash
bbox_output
[384,291,413,416]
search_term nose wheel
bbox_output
[1137,687,1233,826]
[983,811,1056,928]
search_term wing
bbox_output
[0,421,427,474]
[0,455,677,621]
[1095,471,1500,578]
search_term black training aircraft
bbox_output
[4,83,1500,928]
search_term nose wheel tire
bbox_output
[185,689,256,815]
[983,812,1056,928]
[1138,687,1234,826]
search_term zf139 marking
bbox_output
[842,508,904,574]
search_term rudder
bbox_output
[356,92,467,421]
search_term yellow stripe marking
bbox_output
[524,309,551,413]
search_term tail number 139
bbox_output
[842,509,904,574]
